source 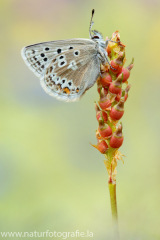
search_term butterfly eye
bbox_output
[92,36,100,39]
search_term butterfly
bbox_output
[21,9,118,102]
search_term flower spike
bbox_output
[91,29,134,240]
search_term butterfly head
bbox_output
[91,30,103,40]
[91,30,106,48]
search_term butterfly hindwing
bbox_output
[21,39,95,79]
[41,45,100,102]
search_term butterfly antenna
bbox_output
[89,9,95,39]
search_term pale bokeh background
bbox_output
[0,0,160,239]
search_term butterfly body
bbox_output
[21,10,111,102]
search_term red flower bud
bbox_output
[117,68,130,83]
[109,73,123,94]
[110,60,120,73]
[117,58,134,82]
[110,100,124,120]
[98,121,112,137]
[95,103,108,122]
[110,52,124,73]
[96,111,108,122]
[99,100,112,110]
[100,72,112,87]
[97,140,108,154]
[98,88,112,110]
[110,123,123,148]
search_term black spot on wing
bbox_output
[60,61,65,66]
[75,51,79,55]
[57,48,61,54]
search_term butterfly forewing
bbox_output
[21,39,95,79]
[41,45,100,102]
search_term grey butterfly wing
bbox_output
[21,39,95,79]
[41,45,100,102]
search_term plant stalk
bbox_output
[108,181,119,240]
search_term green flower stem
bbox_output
[108,181,119,240]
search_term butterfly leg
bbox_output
[97,51,106,75]
[103,51,116,71]
[97,48,116,71]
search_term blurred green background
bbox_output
[0,0,160,239]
